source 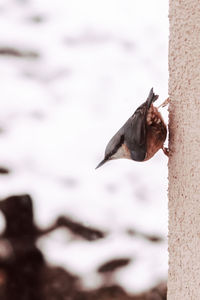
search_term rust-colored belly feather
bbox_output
[144,105,167,161]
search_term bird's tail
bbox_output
[146,88,159,108]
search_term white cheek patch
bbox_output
[112,144,131,160]
[112,147,124,159]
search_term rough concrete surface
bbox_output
[168,0,200,298]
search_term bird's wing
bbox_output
[124,88,159,161]
[124,102,147,161]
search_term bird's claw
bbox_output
[162,147,169,157]
[158,97,170,109]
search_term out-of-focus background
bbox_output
[0,0,168,299]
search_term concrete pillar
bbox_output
[168,0,200,298]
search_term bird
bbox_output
[96,88,169,169]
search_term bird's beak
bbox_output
[95,157,108,169]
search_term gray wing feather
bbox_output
[124,88,159,161]
[124,103,147,161]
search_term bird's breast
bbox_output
[144,105,167,161]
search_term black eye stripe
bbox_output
[108,135,124,158]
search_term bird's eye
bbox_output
[120,135,124,144]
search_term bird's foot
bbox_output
[162,147,169,157]
[158,97,170,109]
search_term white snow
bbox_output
[0,0,168,294]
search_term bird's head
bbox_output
[96,132,131,169]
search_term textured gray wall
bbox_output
[168,0,200,298]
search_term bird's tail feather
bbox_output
[146,88,159,108]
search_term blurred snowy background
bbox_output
[0,0,168,297]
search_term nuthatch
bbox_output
[96,88,169,169]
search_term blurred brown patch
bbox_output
[98,258,131,273]
[0,47,39,58]
[0,167,10,175]
[29,15,45,23]
[127,229,164,243]
[56,216,105,241]
[0,194,166,300]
